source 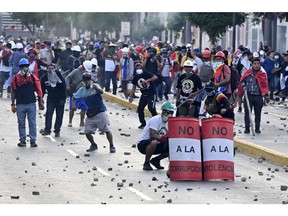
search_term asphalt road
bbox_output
[1,95,288,208]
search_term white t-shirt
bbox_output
[105,59,116,71]
[161,57,171,77]
[138,115,168,143]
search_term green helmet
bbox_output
[161,101,175,112]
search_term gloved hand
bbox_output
[11,104,16,113]
[159,134,168,143]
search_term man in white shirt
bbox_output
[137,101,175,171]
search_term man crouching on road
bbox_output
[137,101,175,171]
[72,73,116,153]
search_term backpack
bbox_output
[229,66,241,92]
[2,50,12,67]
[71,55,81,69]
[199,62,214,83]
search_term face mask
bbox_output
[136,69,143,75]
[162,113,172,122]
[213,62,223,70]
[20,67,29,76]
[74,52,80,57]
[85,80,91,89]
[275,55,279,59]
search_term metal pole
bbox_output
[232,12,236,52]
[185,20,191,44]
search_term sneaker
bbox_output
[67,123,72,127]
[255,129,261,134]
[150,158,164,170]
[41,131,50,136]
[244,129,250,134]
[55,133,60,137]
[143,162,153,171]
[138,124,146,129]
[86,144,98,152]
[109,145,116,153]
[30,142,38,147]
[17,141,26,147]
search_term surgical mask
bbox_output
[136,69,143,75]
[275,55,279,60]
[213,62,223,70]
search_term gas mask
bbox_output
[162,111,173,122]
[136,69,143,75]
[73,51,80,58]
[20,67,29,77]
[84,80,92,89]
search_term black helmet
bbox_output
[82,72,91,81]
[204,82,216,92]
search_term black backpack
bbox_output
[229,66,241,92]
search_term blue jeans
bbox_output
[16,103,37,143]
[105,71,117,95]
[158,76,171,100]
[45,98,65,134]
[268,75,275,99]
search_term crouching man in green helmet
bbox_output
[137,101,175,171]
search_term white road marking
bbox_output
[46,135,56,142]
[126,187,153,201]
[66,149,80,158]
[96,167,110,176]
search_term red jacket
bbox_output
[238,69,269,97]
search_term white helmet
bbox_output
[186,43,192,48]
[16,42,23,49]
[9,41,16,49]
[183,60,193,67]
[90,58,98,66]
[259,50,265,56]
[253,52,260,58]
[122,47,129,54]
[83,60,92,72]
[72,45,81,52]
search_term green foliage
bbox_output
[132,16,165,43]
[167,13,186,32]
[185,12,248,44]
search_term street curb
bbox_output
[234,138,288,166]
[103,92,160,117]
[103,92,288,166]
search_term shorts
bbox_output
[137,139,169,155]
[69,96,88,110]
[84,111,110,134]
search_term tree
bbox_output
[11,12,43,36]
[184,12,248,45]
[132,16,165,44]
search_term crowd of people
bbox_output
[0,36,287,171]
